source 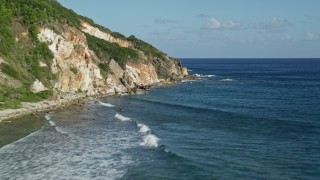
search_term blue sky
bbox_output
[58,0,320,58]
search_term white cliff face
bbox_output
[30,79,48,93]
[38,27,104,94]
[36,23,183,96]
[125,63,159,86]
[81,21,133,48]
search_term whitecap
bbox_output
[114,114,131,122]
[55,127,68,134]
[220,78,235,82]
[195,74,216,78]
[181,80,196,83]
[187,69,193,72]
[137,123,150,134]
[207,75,216,77]
[48,120,56,126]
[98,101,115,107]
[44,113,51,120]
[140,134,160,148]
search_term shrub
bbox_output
[70,67,78,75]
[1,63,18,79]
[85,33,139,69]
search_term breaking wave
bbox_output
[98,101,115,107]
[140,134,160,148]
[195,74,216,78]
[181,80,196,83]
[115,114,132,122]
[137,123,160,148]
[220,78,235,82]
[137,123,151,133]
[45,113,52,120]
[55,127,68,134]
[48,121,56,126]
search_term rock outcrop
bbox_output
[30,79,48,93]
[81,21,133,48]
[36,21,187,96]
[38,27,105,94]
[0,0,189,103]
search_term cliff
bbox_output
[0,0,188,110]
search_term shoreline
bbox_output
[0,77,194,123]
[0,77,194,148]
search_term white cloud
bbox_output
[306,32,319,40]
[206,18,222,29]
[224,21,241,30]
[203,18,241,30]
[254,17,292,33]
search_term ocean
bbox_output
[0,59,320,179]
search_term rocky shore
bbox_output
[0,76,195,123]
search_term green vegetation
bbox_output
[128,35,166,60]
[98,63,108,79]
[86,33,139,69]
[1,64,19,79]
[0,3,15,57]
[0,0,174,111]
[0,85,52,110]
[70,67,78,75]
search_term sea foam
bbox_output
[45,113,51,120]
[98,101,115,107]
[220,78,235,82]
[137,123,151,133]
[114,114,131,122]
[137,123,160,148]
[195,74,216,78]
[49,120,56,126]
[140,134,160,148]
[55,127,68,134]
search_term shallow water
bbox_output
[1,59,320,179]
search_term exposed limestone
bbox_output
[38,27,104,93]
[182,67,189,76]
[81,21,133,48]
[30,79,48,93]
[39,61,48,67]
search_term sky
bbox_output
[58,0,320,58]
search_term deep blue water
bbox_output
[1,59,320,179]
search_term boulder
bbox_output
[30,79,48,93]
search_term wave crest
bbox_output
[195,74,216,78]
[137,123,151,133]
[45,113,52,120]
[48,120,56,126]
[114,114,131,122]
[220,78,235,82]
[137,123,160,148]
[140,134,160,148]
[98,101,115,107]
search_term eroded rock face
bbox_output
[30,79,48,93]
[36,23,185,96]
[81,21,133,48]
[182,67,189,76]
[38,27,104,94]
[125,63,159,87]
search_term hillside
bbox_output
[0,0,188,110]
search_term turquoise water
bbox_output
[0,59,320,179]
